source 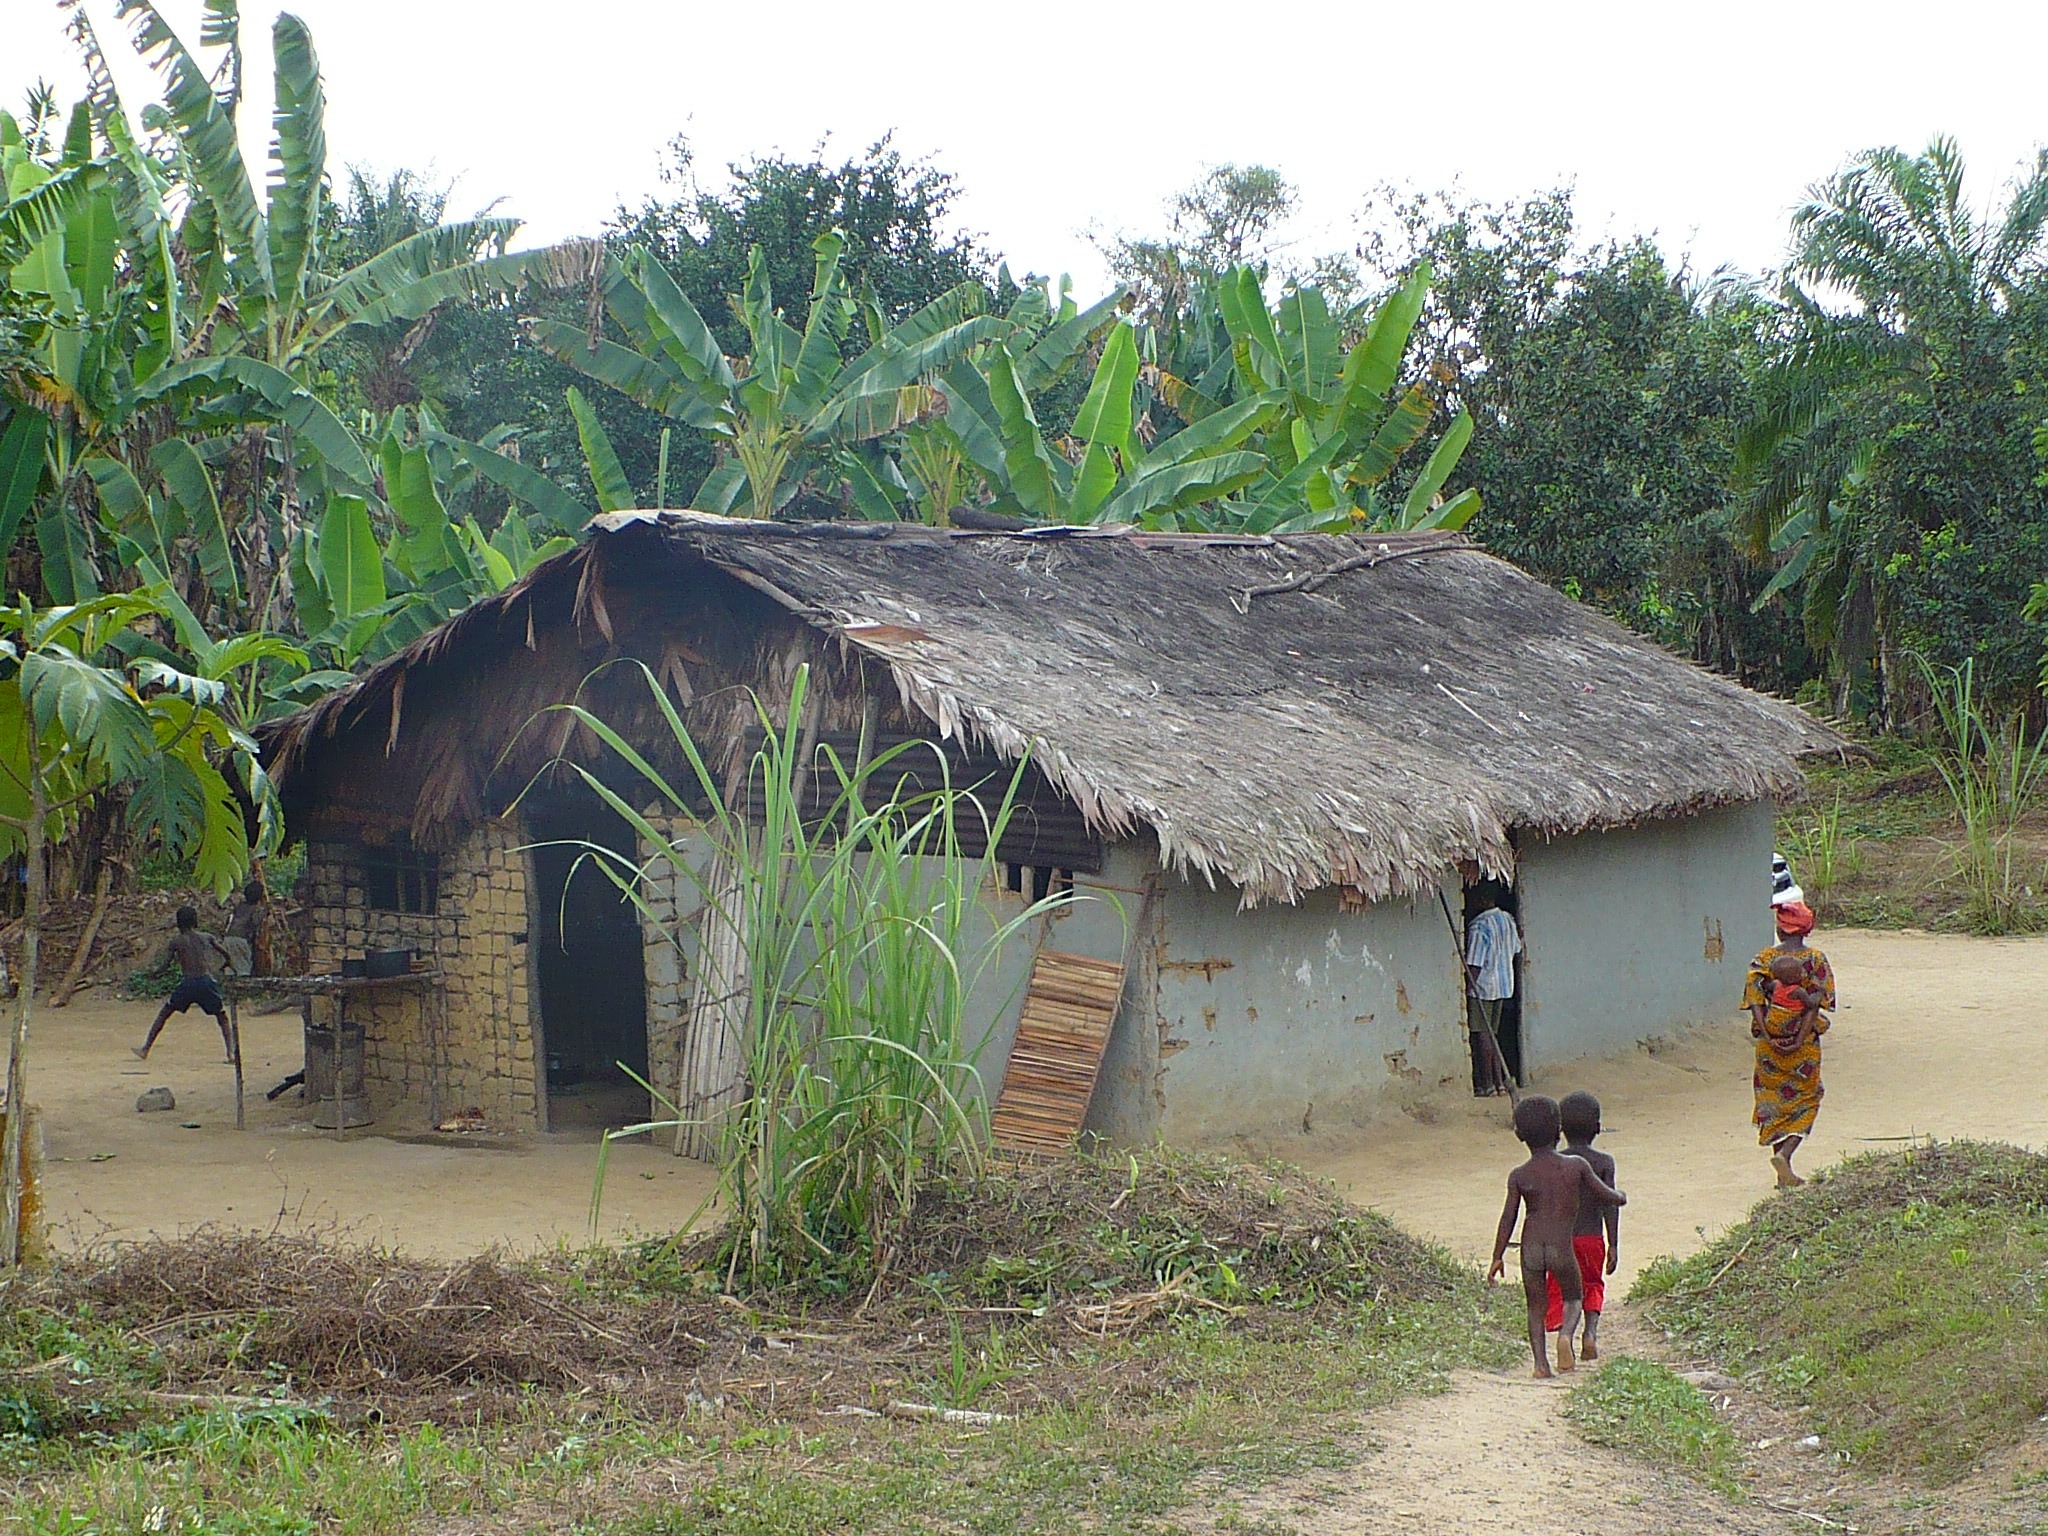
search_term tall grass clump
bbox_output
[1783,790,1863,906]
[1916,655,2048,932]
[545,662,1080,1290]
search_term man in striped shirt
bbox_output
[1466,891,1523,1097]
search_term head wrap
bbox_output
[1774,900,1815,938]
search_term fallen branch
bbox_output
[1756,1497,1854,1531]
[885,1400,1013,1426]
[1704,1235,1755,1291]
[49,865,113,1008]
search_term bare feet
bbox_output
[1771,1150,1804,1188]
[1532,1365,1553,1380]
[131,1046,148,1060]
[1581,1339,1599,1362]
[1555,1334,1575,1372]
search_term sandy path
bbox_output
[1207,1354,1783,1536]
[1302,928,2048,1285]
[17,992,716,1256]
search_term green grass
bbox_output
[0,1297,1517,1534]
[1782,732,2048,933]
[1564,1356,1740,1494]
[1632,1141,2048,1482]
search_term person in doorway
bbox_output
[1742,900,1835,1188]
[1465,888,1522,1096]
[1487,1094,1626,1378]
[134,907,235,1063]
[1543,1090,1619,1362]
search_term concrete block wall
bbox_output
[304,817,539,1130]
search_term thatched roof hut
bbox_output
[265,511,1840,907]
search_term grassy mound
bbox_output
[1633,1140,2048,1480]
[0,1148,1482,1450]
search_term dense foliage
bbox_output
[6,3,2048,753]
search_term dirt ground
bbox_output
[13,927,2048,1533]
[1301,927,2048,1285]
[21,992,717,1255]
[19,927,2046,1272]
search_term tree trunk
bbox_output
[1,761,46,1264]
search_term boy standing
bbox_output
[1544,1090,1620,1362]
[134,907,235,1063]
[1487,1094,1626,1378]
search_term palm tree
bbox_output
[1735,139,2048,712]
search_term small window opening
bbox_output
[1003,864,1074,901]
[364,838,441,914]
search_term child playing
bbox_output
[133,907,236,1063]
[1544,1090,1620,1362]
[1488,1094,1626,1377]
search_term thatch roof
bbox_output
[264,512,1843,905]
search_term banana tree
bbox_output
[286,420,576,668]
[0,588,276,1261]
[1205,264,1481,535]
[34,2,600,623]
[950,318,1277,526]
[529,232,1003,518]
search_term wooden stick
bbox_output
[48,865,113,1008]
[229,997,245,1131]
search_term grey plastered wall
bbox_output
[1143,872,1468,1146]
[1515,799,1776,1070]
[629,829,1141,1133]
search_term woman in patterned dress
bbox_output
[1742,901,1835,1188]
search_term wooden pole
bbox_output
[229,993,244,1131]
[332,1008,346,1139]
[1,751,46,1264]
[49,863,113,1009]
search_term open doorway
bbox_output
[1463,876,1524,1091]
[526,794,649,1129]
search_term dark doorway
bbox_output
[526,794,649,1129]
[1463,876,1524,1090]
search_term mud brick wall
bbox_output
[636,813,704,1114]
[305,817,540,1130]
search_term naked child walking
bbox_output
[1487,1094,1626,1377]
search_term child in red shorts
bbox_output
[1545,1090,1620,1361]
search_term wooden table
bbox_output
[222,973,445,1134]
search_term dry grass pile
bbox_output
[880,1146,1467,1310]
[0,1150,1479,1442]
[6,1233,720,1425]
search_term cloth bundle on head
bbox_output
[1771,852,1804,909]
[1774,900,1816,937]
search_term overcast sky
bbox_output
[9,0,2048,296]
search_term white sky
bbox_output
[8,0,2048,296]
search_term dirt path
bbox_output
[1220,928,2048,1536]
[19,991,716,1255]
[1207,1352,1786,1536]
[1301,928,2048,1285]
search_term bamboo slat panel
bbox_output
[989,950,1124,1156]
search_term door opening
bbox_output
[1462,875,1524,1091]
[527,793,649,1129]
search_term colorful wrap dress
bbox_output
[1742,943,1835,1145]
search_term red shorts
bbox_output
[1544,1234,1607,1330]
